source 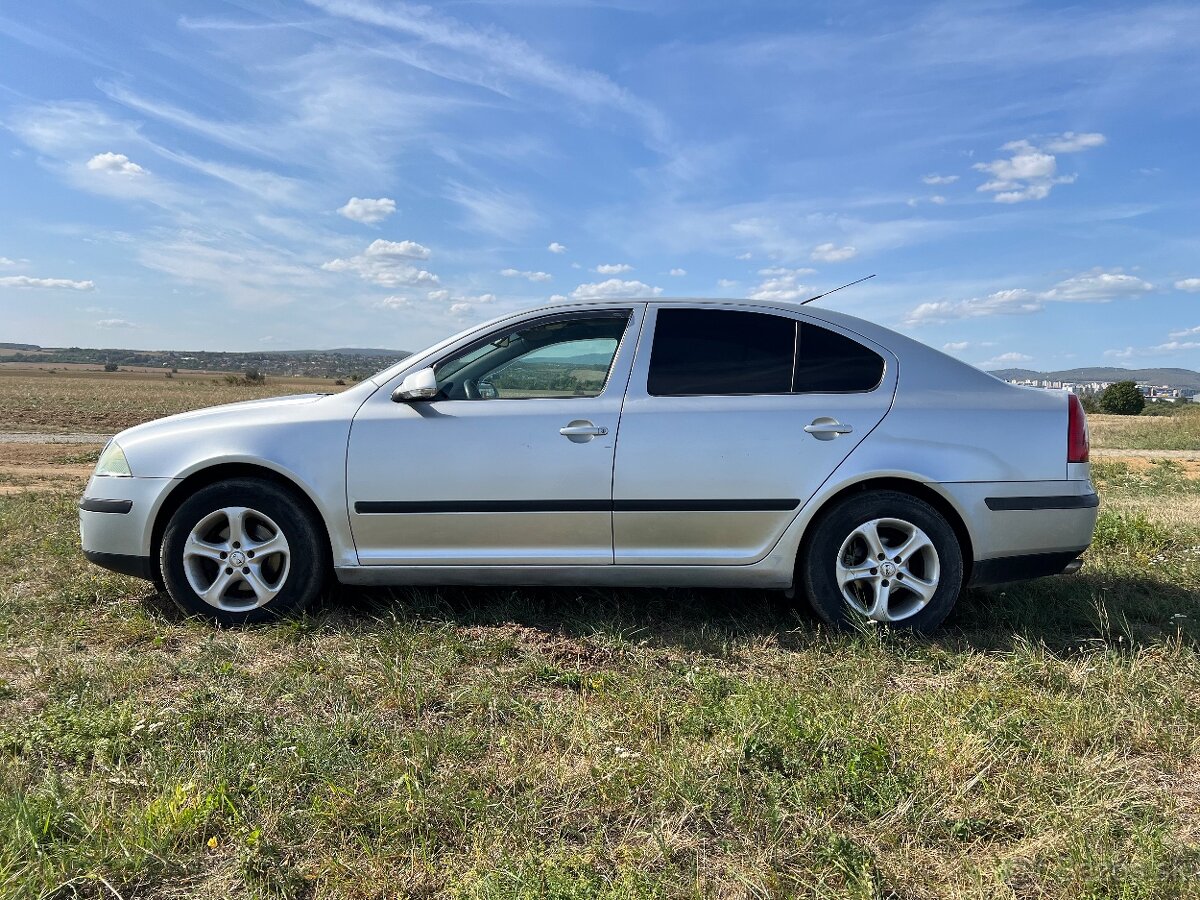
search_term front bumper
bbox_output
[79,475,175,578]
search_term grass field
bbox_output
[1,376,1199,898]
[0,368,345,434]
[1089,404,1200,452]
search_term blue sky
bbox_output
[1,1,1199,371]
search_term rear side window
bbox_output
[647,308,794,395]
[794,324,885,392]
[647,308,884,396]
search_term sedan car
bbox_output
[80,298,1098,631]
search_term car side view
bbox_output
[80,298,1098,631]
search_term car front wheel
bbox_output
[799,490,964,633]
[160,478,328,625]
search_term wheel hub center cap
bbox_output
[879,561,898,578]
[229,550,246,567]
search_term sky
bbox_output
[1,0,1199,372]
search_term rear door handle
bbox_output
[560,420,608,442]
[804,418,853,439]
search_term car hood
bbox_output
[114,393,329,445]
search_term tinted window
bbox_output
[794,323,885,393]
[648,308,795,396]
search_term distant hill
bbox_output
[2,344,411,379]
[989,366,1200,391]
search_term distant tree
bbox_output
[103,362,118,373]
[1098,380,1145,415]
[1079,394,1100,414]
[243,368,265,384]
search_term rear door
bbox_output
[611,304,897,565]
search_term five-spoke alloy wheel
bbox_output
[160,478,328,625]
[800,490,963,633]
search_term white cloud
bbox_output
[922,174,959,185]
[306,0,669,145]
[549,293,568,302]
[736,252,753,260]
[942,341,971,352]
[930,195,947,205]
[980,351,1032,369]
[906,270,1154,325]
[338,196,396,224]
[548,242,567,254]
[759,266,816,277]
[1105,331,1200,359]
[500,268,552,282]
[0,275,95,290]
[1042,271,1152,301]
[86,151,145,176]
[905,289,1042,325]
[811,242,857,262]
[449,302,472,316]
[0,257,16,267]
[1044,132,1107,153]
[447,182,538,237]
[95,318,137,328]
[570,279,662,299]
[973,133,1104,203]
[1175,278,1200,293]
[669,268,686,276]
[595,263,633,274]
[374,295,412,309]
[716,278,737,288]
[427,289,451,302]
[321,239,437,287]
[749,268,813,302]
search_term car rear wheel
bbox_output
[799,490,963,633]
[160,478,328,625]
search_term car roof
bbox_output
[536,295,888,343]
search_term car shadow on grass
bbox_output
[268,569,1200,658]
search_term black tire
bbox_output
[160,478,329,626]
[799,490,964,634]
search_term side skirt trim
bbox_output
[354,498,800,515]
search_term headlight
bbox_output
[95,441,132,477]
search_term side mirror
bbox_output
[391,367,439,402]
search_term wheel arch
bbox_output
[795,476,975,584]
[149,462,335,580]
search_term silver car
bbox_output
[80,298,1098,631]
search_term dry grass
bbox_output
[0,368,345,434]
[1089,406,1200,452]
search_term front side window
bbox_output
[434,313,629,400]
[647,307,884,396]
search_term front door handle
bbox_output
[560,420,608,442]
[804,417,853,440]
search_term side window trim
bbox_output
[633,304,889,399]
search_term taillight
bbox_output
[1067,393,1090,463]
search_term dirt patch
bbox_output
[0,442,95,493]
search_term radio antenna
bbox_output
[799,273,876,306]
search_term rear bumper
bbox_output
[969,548,1088,586]
[938,480,1099,563]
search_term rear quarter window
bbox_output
[794,323,885,393]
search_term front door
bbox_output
[611,304,897,565]
[347,307,642,566]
